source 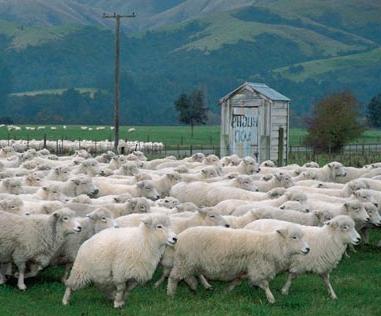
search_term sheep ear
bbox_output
[71,179,80,185]
[198,209,208,216]
[42,186,48,191]
[52,211,61,219]
[137,181,145,189]
[142,216,153,227]
[343,202,349,210]
[276,229,288,238]
[280,205,285,210]
[113,197,121,203]
[86,211,97,220]
[327,163,333,169]
[325,220,338,229]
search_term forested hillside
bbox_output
[0,0,380,125]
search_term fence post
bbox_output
[278,128,284,167]
[190,144,193,156]
[43,134,47,149]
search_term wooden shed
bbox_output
[219,82,290,163]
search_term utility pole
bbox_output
[103,12,136,152]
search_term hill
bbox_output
[0,0,381,125]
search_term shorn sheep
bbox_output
[63,214,177,308]
[167,225,309,303]
[245,215,360,299]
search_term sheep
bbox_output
[156,197,180,209]
[0,209,81,290]
[246,207,333,226]
[152,173,181,197]
[62,214,177,308]
[181,166,220,182]
[175,202,199,213]
[231,191,307,216]
[46,166,72,181]
[0,178,23,195]
[53,208,116,282]
[245,215,360,299]
[298,162,347,182]
[358,202,381,244]
[96,180,160,200]
[279,201,310,213]
[170,182,280,207]
[0,196,24,214]
[222,156,260,175]
[166,225,309,303]
[222,211,261,228]
[253,172,294,192]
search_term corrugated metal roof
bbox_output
[219,82,290,103]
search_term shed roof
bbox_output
[219,82,290,104]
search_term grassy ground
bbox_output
[0,231,380,316]
[1,125,381,147]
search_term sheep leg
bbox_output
[226,278,242,292]
[281,273,297,295]
[15,261,27,290]
[348,244,357,253]
[61,264,72,283]
[167,276,179,297]
[361,228,369,244]
[154,267,170,288]
[123,280,138,299]
[62,287,73,305]
[258,280,275,304]
[0,271,6,285]
[184,276,198,292]
[320,272,337,300]
[113,283,127,309]
[198,274,213,290]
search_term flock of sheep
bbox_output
[0,145,380,309]
[0,139,164,155]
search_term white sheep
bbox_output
[245,215,360,299]
[62,214,177,308]
[167,225,309,303]
[0,209,81,290]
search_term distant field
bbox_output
[1,125,381,147]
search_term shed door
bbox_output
[230,106,260,158]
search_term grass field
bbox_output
[1,125,381,147]
[0,232,380,316]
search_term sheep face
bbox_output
[325,215,360,245]
[346,180,368,194]
[157,197,180,209]
[70,176,99,198]
[276,226,310,255]
[166,172,182,184]
[260,160,276,168]
[126,197,151,214]
[327,162,347,179]
[267,187,286,199]
[79,159,100,176]
[0,197,23,213]
[53,166,71,181]
[203,155,221,166]
[242,156,260,174]
[274,173,294,188]
[137,181,160,201]
[286,191,307,203]
[141,214,177,246]
[198,208,230,228]
[353,189,377,204]
[363,203,381,226]
[99,167,113,177]
[53,209,82,234]
[314,210,334,225]
[176,202,198,213]
[279,201,310,213]
[201,167,219,179]
[235,175,258,192]
[174,165,188,174]
[303,161,319,168]
[343,201,369,224]
[70,194,92,204]
[40,184,68,201]
[86,208,116,232]
[191,153,205,162]
[25,173,42,186]
[119,162,139,176]
[2,178,23,195]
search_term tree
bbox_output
[174,88,208,136]
[305,91,364,152]
[367,93,381,127]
